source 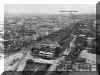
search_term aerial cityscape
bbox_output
[1,4,97,75]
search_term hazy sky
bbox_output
[5,4,96,15]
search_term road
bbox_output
[4,49,28,71]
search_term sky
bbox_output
[5,4,96,15]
